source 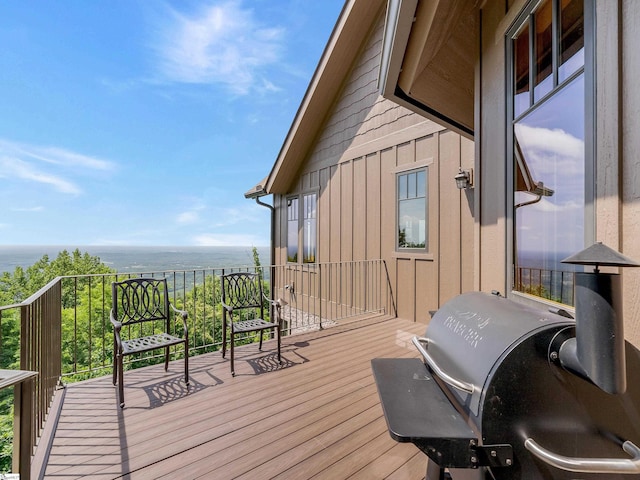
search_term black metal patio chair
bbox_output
[221,272,285,376]
[110,277,189,407]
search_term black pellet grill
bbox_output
[372,245,640,479]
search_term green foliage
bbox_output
[0,390,13,474]
[520,282,562,303]
[252,246,261,268]
[0,248,272,473]
[182,277,224,352]
[0,249,114,473]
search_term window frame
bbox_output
[286,189,319,264]
[286,196,299,263]
[396,167,429,253]
[505,0,595,306]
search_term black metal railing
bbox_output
[514,265,575,305]
[0,259,394,475]
[271,260,395,332]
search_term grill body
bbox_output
[374,292,640,479]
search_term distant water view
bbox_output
[0,245,270,274]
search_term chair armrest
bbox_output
[170,303,188,320]
[170,303,189,334]
[110,310,123,348]
[221,302,234,314]
[269,298,288,308]
[109,310,122,330]
[263,292,288,309]
[268,298,287,324]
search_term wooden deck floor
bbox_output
[37,315,430,480]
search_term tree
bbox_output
[0,249,114,473]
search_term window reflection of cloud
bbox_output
[515,122,584,206]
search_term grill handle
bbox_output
[525,438,640,474]
[412,337,475,394]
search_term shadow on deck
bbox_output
[37,315,429,480]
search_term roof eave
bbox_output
[244,176,268,199]
[379,0,477,140]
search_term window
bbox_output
[397,169,427,250]
[302,193,317,263]
[509,0,590,305]
[287,192,317,263]
[287,197,298,262]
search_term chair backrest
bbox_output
[221,272,264,317]
[112,278,170,328]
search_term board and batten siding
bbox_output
[619,0,640,345]
[273,12,475,322]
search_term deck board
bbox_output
[39,315,429,479]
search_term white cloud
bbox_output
[0,139,116,194]
[0,156,81,194]
[515,124,583,160]
[177,211,199,224]
[514,124,584,178]
[154,1,285,94]
[0,139,114,171]
[529,198,583,213]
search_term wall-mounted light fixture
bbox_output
[454,168,473,189]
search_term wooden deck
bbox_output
[37,315,430,480]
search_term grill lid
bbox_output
[423,291,573,415]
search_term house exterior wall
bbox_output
[477,0,508,297]
[621,0,640,344]
[475,0,640,346]
[273,13,475,322]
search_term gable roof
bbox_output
[246,0,386,198]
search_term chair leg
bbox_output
[230,331,235,376]
[184,333,189,384]
[164,346,170,372]
[117,353,125,408]
[184,344,189,385]
[222,318,227,359]
[112,342,117,386]
[277,327,282,365]
[259,330,264,350]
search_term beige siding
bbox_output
[330,164,341,262]
[275,126,475,320]
[438,131,462,304]
[341,162,354,260]
[353,157,367,261]
[273,11,475,321]
[622,0,640,345]
[319,168,331,262]
[478,0,508,296]
[365,152,381,259]
[460,137,476,293]
[308,19,421,170]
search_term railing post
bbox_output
[1,369,38,480]
[318,263,323,330]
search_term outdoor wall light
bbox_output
[454,168,473,189]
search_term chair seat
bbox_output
[122,333,185,355]
[232,318,277,333]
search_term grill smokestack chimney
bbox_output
[559,243,639,395]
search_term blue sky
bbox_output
[0,0,344,247]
